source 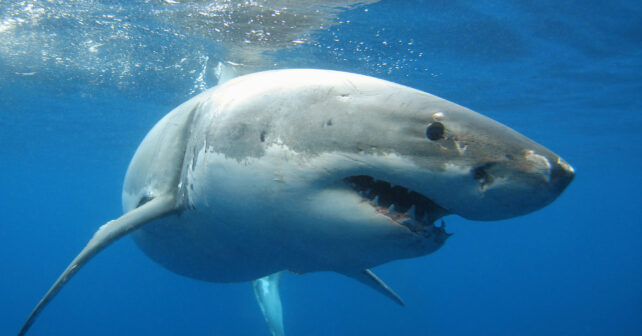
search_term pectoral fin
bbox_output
[253,271,285,336]
[343,269,405,306]
[18,194,178,336]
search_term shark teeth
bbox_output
[398,217,451,240]
[344,175,452,240]
[404,205,416,218]
[387,204,396,213]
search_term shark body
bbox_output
[19,69,574,335]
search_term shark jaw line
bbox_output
[343,175,452,240]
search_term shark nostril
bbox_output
[473,166,487,181]
[472,163,496,190]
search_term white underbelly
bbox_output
[131,195,428,283]
[131,144,440,282]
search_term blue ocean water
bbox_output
[1,1,640,335]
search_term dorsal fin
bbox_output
[342,269,405,307]
[214,61,241,85]
[18,194,178,336]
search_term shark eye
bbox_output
[426,122,445,141]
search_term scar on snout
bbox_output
[454,140,468,155]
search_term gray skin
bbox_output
[19,69,574,335]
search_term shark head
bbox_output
[190,69,574,219]
[309,87,576,222]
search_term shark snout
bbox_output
[550,157,575,192]
[457,150,574,221]
[517,149,574,195]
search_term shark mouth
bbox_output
[343,175,452,240]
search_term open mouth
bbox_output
[343,175,451,239]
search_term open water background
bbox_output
[1,1,640,335]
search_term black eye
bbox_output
[426,122,445,141]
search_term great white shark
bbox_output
[18,69,574,335]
